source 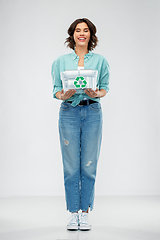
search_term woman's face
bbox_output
[73,22,90,49]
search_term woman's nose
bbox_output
[80,31,84,35]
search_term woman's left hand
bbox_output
[84,88,101,98]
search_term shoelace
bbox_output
[69,213,78,225]
[80,213,88,225]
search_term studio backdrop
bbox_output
[0,0,160,197]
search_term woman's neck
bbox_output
[75,46,89,59]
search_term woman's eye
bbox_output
[75,29,89,33]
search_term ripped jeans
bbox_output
[59,102,102,212]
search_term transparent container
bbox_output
[60,69,98,94]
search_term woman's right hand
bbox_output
[56,89,76,100]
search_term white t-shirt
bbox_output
[77,66,84,70]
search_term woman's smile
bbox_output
[78,37,86,41]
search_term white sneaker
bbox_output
[79,212,91,230]
[67,212,79,230]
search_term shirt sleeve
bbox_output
[51,60,63,99]
[99,58,110,93]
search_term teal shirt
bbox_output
[51,50,110,107]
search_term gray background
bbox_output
[0,0,160,197]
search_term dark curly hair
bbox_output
[65,18,98,51]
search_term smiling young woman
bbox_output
[51,18,110,231]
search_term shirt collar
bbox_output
[71,50,93,60]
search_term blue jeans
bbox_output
[59,102,102,212]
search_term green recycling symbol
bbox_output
[74,76,87,89]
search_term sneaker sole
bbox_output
[67,226,79,231]
[79,226,91,231]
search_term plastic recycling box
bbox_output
[60,69,98,94]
